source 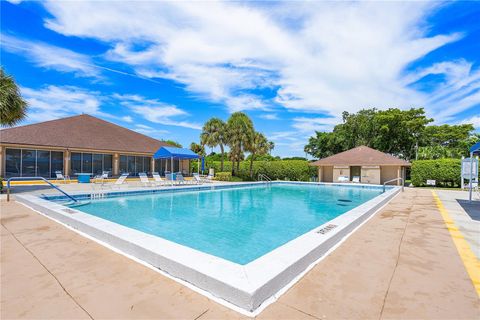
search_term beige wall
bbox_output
[361,166,381,184]
[381,166,401,185]
[333,166,350,182]
[321,166,333,182]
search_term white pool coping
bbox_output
[15,181,400,314]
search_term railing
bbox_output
[383,177,404,193]
[6,177,78,202]
[258,173,272,183]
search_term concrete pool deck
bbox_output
[1,188,479,319]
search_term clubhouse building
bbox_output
[310,145,410,185]
[0,114,189,178]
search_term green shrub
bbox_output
[214,172,232,181]
[411,159,463,187]
[199,160,317,181]
[0,177,3,193]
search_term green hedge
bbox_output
[194,160,317,181]
[411,159,462,187]
[214,172,232,181]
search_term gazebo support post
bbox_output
[469,151,473,203]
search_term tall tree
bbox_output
[305,108,433,160]
[268,141,275,155]
[200,117,227,171]
[190,142,205,157]
[0,68,28,126]
[246,132,270,178]
[161,140,182,148]
[226,112,254,175]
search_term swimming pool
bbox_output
[66,183,382,264]
[17,182,400,314]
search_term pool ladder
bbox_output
[258,173,272,184]
[90,190,106,199]
[383,177,404,193]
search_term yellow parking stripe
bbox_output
[432,190,480,297]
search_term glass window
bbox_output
[5,149,21,177]
[82,153,92,174]
[37,150,50,178]
[119,155,128,174]
[173,159,180,173]
[103,154,112,175]
[144,157,151,173]
[51,152,64,177]
[92,154,103,175]
[21,149,36,176]
[71,153,81,174]
[128,156,135,174]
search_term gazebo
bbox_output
[153,146,200,176]
[468,142,480,202]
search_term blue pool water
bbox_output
[65,183,383,264]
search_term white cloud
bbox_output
[1,34,100,78]
[20,85,102,122]
[38,1,477,121]
[292,116,340,134]
[462,115,480,130]
[259,113,279,120]
[19,85,136,125]
[113,94,201,129]
[131,124,169,137]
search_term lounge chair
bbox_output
[139,172,154,187]
[104,173,129,189]
[93,171,109,185]
[55,171,71,184]
[176,173,193,185]
[337,176,349,183]
[166,173,180,185]
[352,176,360,183]
[152,172,169,186]
[193,173,212,184]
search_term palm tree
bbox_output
[200,117,227,171]
[0,68,28,126]
[190,142,206,157]
[246,132,270,178]
[226,112,254,175]
[268,141,275,155]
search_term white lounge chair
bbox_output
[166,173,180,185]
[152,172,169,186]
[176,173,189,185]
[138,172,154,187]
[337,176,349,183]
[193,173,212,184]
[104,173,129,189]
[93,171,109,185]
[55,171,71,184]
[352,176,360,183]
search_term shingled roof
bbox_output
[0,114,170,154]
[310,146,410,166]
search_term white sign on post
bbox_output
[426,180,436,186]
[462,158,479,180]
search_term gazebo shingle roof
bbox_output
[0,114,170,154]
[310,146,410,166]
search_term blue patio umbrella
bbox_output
[201,157,205,173]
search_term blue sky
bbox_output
[1,1,479,157]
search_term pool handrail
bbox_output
[6,176,78,202]
[383,177,404,193]
[258,173,272,183]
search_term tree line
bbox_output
[304,108,479,161]
[195,112,274,178]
